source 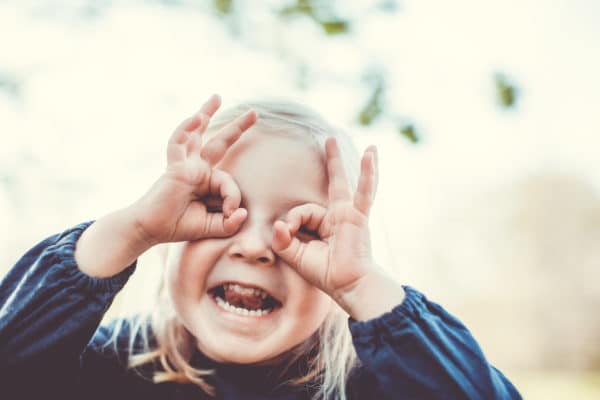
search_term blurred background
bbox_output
[1,0,600,398]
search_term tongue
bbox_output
[223,287,266,311]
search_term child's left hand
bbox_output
[273,138,404,320]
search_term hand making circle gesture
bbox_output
[132,95,256,245]
[272,137,378,301]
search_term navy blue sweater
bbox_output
[0,222,522,399]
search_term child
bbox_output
[0,95,522,399]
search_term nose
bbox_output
[227,220,275,267]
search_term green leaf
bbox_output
[358,72,385,126]
[214,0,233,16]
[279,0,313,17]
[320,19,349,35]
[279,1,349,35]
[358,101,382,126]
[399,124,419,143]
[494,73,518,108]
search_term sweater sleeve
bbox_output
[0,222,136,393]
[348,286,522,400]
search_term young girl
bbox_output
[0,95,521,399]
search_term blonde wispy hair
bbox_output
[106,99,362,399]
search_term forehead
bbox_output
[215,128,328,208]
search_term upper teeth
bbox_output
[225,283,268,299]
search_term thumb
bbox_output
[272,220,304,268]
[183,204,247,239]
[205,207,248,238]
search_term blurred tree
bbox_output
[278,0,350,35]
[358,71,384,126]
[203,0,519,143]
[399,124,418,143]
[358,70,421,143]
[213,0,233,16]
[0,72,21,99]
[6,0,520,144]
[495,72,518,108]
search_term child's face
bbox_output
[166,127,333,364]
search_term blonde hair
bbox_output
[107,99,362,399]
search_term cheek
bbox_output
[166,241,223,304]
[289,275,333,330]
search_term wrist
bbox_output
[334,268,405,322]
[127,203,162,249]
[75,207,153,278]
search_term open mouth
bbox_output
[208,282,283,317]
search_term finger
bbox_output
[167,117,197,164]
[272,220,306,266]
[325,137,352,203]
[207,169,242,218]
[192,94,221,138]
[197,94,221,120]
[186,124,204,157]
[167,141,186,164]
[205,207,248,238]
[184,94,222,154]
[168,95,221,163]
[193,109,211,136]
[186,112,215,156]
[201,110,257,166]
[183,203,247,239]
[169,96,217,147]
[353,146,377,216]
[372,145,379,197]
[168,116,197,147]
[285,203,327,236]
[272,220,293,251]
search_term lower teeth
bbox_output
[215,296,273,316]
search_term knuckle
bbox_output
[227,127,242,143]
[202,215,212,237]
[294,243,307,269]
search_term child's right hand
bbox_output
[131,95,256,245]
